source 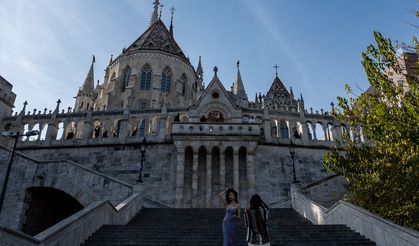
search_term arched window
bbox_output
[140,64,152,90]
[180,74,187,95]
[160,67,171,93]
[122,66,131,92]
[279,120,289,139]
[139,119,145,137]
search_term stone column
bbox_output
[312,124,317,140]
[233,148,239,192]
[220,148,225,189]
[82,120,93,140]
[175,149,185,208]
[45,122,58,144]
[206,151,212,208]
[247,153,256,196]
[191,150,198,208]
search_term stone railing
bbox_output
[0,185,144,246]
[291,188,419,246]
[171,122,261,136]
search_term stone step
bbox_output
[82,208,376,246]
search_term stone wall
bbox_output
[0,145,134,230]
[10,141,342,209]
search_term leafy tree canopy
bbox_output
[324,31,419,230]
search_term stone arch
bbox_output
[92,120,102,139]
[56,122,64,140]
[21,187,84,236]
[197,146,207,208]
[183,146,193,208]
[30,123,40,141]
[200,101,233,121]
[306,121,314,140]
[180,114,189,122]
[39,123,48,141]
[150,116,160,134]
[315,122,325,140]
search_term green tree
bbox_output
[324,31,419,230]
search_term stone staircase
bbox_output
[82,208,376,246]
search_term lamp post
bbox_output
[136,138,147,183]
[289,140,297,183]
[0,130,39,215]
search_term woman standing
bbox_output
[219,188,240,246]
[244,194,271,246]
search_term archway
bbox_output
[21,187,83,236]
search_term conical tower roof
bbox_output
[124,19,188,61]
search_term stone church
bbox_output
[0,0,348,237]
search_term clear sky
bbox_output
[0,0,417,114]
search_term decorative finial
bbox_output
[170,6,175,35]
[92,55,95,63]
[213,66,218,76]
[273,64,279,77]
[237,60,240,68]
[159,4,164,19]
[150,0,160,26]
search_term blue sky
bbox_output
[0,0,417,114]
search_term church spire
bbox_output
[197,56,203,79]
[232,60,248,102]
[169,6,175,37]
[79,56,95,95]
[150,0,160,26]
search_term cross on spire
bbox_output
[273,64,279,77]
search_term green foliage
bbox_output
[324,31,419,230]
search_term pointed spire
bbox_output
[19,101,28,116]
[231,60,248,103]
[80,56,95,95]
[169,6,175,37]
[197,56,204,78]
[150,0,160,26]
[290,86,294,98]
[108,54,113,65]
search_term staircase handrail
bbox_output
[143,197,170,208]
[302,174,339,190]
[292,191,419,246]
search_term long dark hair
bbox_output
[249,194,263,210]
[226,188,238,204]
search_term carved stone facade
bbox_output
[0,2,352,233]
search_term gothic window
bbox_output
[160,67,172,93]
[279,120,289,139]
[139,119,145,137]
[180,74,187,95]
[122,66,131,92]
[140,64,152,90]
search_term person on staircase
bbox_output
[219,187,241,246]
[244,194,271,246]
